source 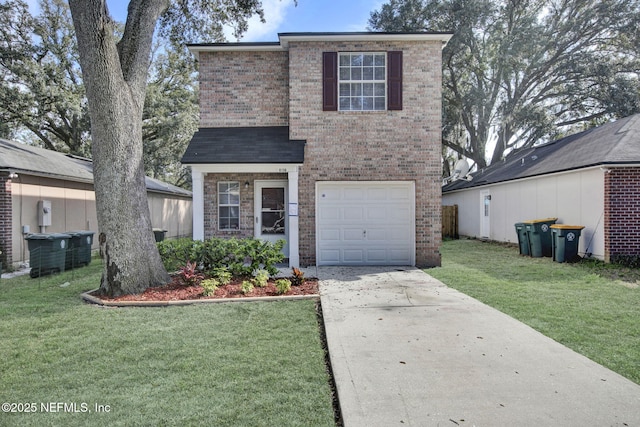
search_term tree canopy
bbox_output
[0,0,90,155]
[370,0,640,171]
[0,0,199,188]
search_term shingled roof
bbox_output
[0,138,191,197]
[443,114,640,192]
[181,127,305,164]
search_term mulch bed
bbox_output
[93,275,318,302]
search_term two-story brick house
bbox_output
[182,32,452,267]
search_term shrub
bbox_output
[291,267,305,286]
[158,237,286,277]
[157,238,203,272]
[275,279,291,295]
[253,269,270,288]
[178,261,205,287]
[241,280,254,295]
[201,278,219,297]
[211,267,232,285]
[610,254,640,269]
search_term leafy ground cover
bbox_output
[428,239,640,385]
[0,261,335,426]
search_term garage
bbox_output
[316,181,415,265]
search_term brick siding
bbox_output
[198,50,289,128]
[604,167,640,261]
[0,172,12,268]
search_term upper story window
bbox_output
[338,53,387,111]
[323,51,402,112]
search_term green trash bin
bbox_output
[25,233,71,278]
[153,228,167,242]
[551,225,585,263]
[515,223,530,256]
[65,231,95,269]
[523,218,557,257]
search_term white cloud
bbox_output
[224,0,295,42]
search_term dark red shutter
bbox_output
[323,52,338,111]
[387,51,403,110]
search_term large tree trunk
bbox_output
[69,0,170,296]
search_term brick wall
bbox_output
[604,167,640,261]
[198,50,289,128]
[203,173,287,239]
[288,40,443,267]
[0,172,12,268]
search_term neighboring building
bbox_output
[182,32,452,267]
[0,139,192,268]
[442,114,640,262]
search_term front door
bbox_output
[255,180,289,257]
[480,190,491,239]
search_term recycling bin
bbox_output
[153,228,167,242]
[514,223,530,256]
[523,218,557,257]
[25,233,71,278]
[551,225,585,263]
[65,231,95,269]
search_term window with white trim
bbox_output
[338,53,386,111]
[218,182,240,230]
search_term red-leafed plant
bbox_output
[291,267,305,286]
[179,261,205,286]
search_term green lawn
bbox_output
[428,239,640,385]
[0,262,335,426]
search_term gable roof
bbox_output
[0,138,191,197]
[443,114,640,192]
[181,127,305,164]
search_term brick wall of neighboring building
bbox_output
[0,172,11,268]
[288,40,443,267]
[198,50,289,128]
[203,173,287,240]
[604,167,640,262]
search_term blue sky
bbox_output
[104,0,387,42]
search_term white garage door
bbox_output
[316,181,415,266]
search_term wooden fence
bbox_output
[442,205,459,239]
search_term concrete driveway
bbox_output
[316,266,640,427]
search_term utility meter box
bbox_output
[38,200,52,227]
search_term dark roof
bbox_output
[181,127,305,164]
[0,138,94,182]
[277,31,454,37]
[0,138,191,197]
[187,42,281,48]
[443,114,640,192]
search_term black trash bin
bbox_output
[514,223,530,256]
[65,231,95,269]
[153,228,167,242]
[524,218,557,257]
[551,225,585,263]
[25,233,71,278]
